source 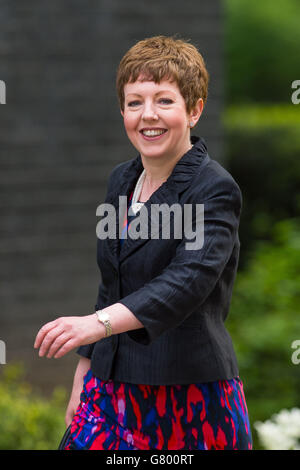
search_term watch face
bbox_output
[99,312,110,322]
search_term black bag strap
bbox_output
[57,425,71,450]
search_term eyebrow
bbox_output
[125,90,175,98]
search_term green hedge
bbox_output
[224,0,300,103]
[223,104,300,267]
[0,363,67,450]
[224,103,300,448]
[223,104,300,129]
[226,217,300,449]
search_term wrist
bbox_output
[91,313,106,340]
[95,310,113,338]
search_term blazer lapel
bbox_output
[119,179,180,263]
[104,156,143,269]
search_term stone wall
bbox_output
[0,0,223,395]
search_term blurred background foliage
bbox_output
[0,363,67,450]
[224,108,300,268]
[0,0,299,450]
[224,0,300,449]
[227,218,300,448]
[224,0,300,104]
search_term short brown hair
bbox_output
[116,35,209,113]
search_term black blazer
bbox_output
[77,136,242,385]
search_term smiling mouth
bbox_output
[140,128,168,137]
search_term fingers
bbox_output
[44,331,72,359]
[36,325,65,357]
[53,338,77,359]
[34,315,95,360]
[34,320,58,349]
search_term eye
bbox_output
[127,100,141,107]
[158,98,173,105]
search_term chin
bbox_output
[138,142,174,159]
[141,150,169,160]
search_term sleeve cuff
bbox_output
[76,343,96,359]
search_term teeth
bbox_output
[142,129,166,137]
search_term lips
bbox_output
[139,128,168,139]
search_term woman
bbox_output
[34,36,252,450]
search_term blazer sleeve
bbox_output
[76,164,125,359]
[76,281,109,358]
[119,177,242,345]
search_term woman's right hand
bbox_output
[65,357,91,427]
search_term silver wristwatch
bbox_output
[95,310,112,337]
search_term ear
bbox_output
[189,98,204,127]
[120,108,124,118]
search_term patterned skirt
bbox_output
[64,369,252,450]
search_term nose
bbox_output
[142,100,158,121]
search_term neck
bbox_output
[141,141,193,188]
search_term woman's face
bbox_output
[121,77,202,162]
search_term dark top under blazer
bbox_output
[77,136,242,385]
